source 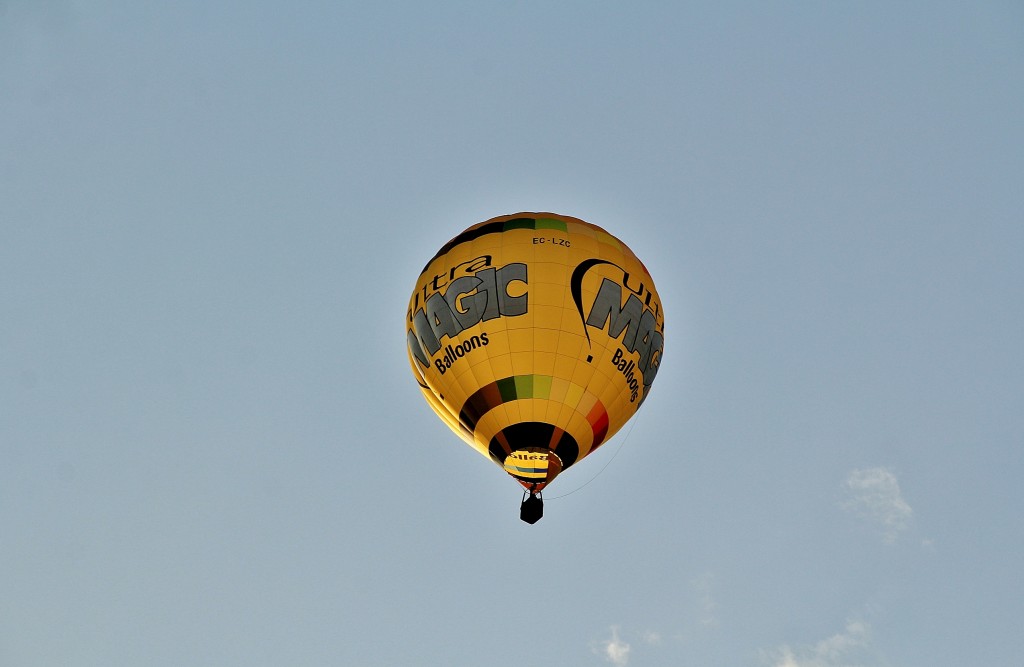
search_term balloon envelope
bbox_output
[406,213,664,492]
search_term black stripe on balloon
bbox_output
[488,422,580,469]
[419,218,536,274]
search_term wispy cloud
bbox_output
[594,626,631,667]
[843,467,913,543]
[762,619,871,667]
[641,630,661,645]
[591,575,715,662]
[692,571,718,628]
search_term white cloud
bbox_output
[843,467,913,543]
[762,619,871,667]
[594,626,631,667]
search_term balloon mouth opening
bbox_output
[502,447,563,492]
[489,421,579,492]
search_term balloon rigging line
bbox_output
[545,407,643,501]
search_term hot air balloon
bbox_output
[406,213,664,523]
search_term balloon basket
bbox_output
[520,491,543,524]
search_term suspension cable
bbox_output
[546,408,644,500]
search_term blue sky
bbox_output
[2,2,1022,665]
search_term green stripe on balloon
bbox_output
[458,374,610,450]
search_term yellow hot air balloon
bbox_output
[406,213,665,522]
